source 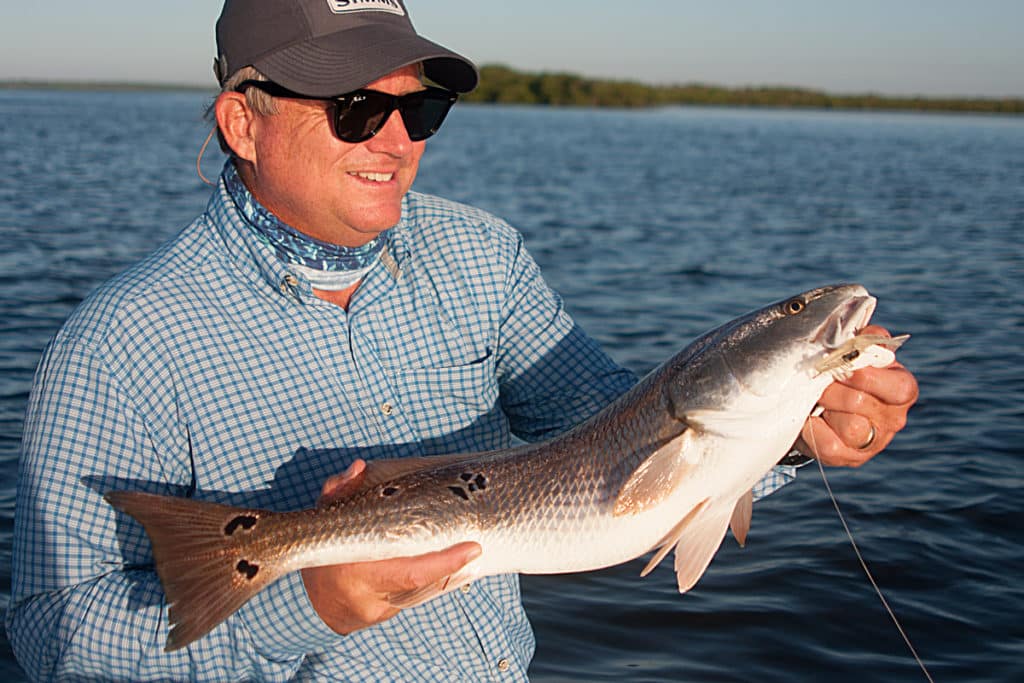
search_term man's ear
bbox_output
[215,91,258,162]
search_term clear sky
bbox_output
[2,1,1021,97]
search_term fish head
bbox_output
[669,284,877,429]
[714,283,876,400]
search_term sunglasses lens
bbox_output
[333,91,392,143]
[333,89,456,143]
[400,91,456,141]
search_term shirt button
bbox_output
[280,275,299,294]
[497,658,510,672]
[380,402,394,416]
[460,583,472,594]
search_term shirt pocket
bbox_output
[391,347,502,444]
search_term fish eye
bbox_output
[783,298,805,315]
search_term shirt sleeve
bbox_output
[5,330,342,681]
[493,233,637,441]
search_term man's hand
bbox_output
[797,325,919,467]
[301,460,482,635]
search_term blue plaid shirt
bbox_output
[8,167,794,681]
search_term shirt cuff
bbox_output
[238,570,346,660]
[751,465,798,502]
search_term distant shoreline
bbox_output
[0,80,214,94]
[4,64,1022,115]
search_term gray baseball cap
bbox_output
[214,0,478,96]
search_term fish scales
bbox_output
[106,283,902,651]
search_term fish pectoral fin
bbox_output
[684,408,755,438]
[640,498,711,577]
[386,566,477,610]
[671,502,734,593]
[614,430,696,517]
[729,489,753,547]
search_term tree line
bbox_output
[4,65,1021,115]
[461,64,1024,115]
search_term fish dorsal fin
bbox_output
[360,452,491,489]
[729,489,753,547]
[319,452,495,505]
[613,429,696,517]
[640,498,711,577]
[673,502,734,592]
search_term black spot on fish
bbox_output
[382,486,400,497]
[448,486,470,501]
[224,515,258,537]
[449,473,488,498]
[236,559,259,580]
[842,349,861,363]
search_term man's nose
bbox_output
[365,109,413,156]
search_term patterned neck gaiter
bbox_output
[224,162,390,290]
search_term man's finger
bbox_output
[381,542,482,592]
[832,363,919,406]
[801,415,888,467]
[318,459,367,506]
[818,410,875,451]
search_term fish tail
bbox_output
[105,490,287,651]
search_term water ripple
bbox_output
[3,92,1023,680]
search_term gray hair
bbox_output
[205,66,278,155]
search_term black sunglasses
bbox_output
[235,80,458,143]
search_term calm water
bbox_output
[1,90,1022,681]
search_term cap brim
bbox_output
[253,24,478,97]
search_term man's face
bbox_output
[240,65,426,247]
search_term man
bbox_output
[7,1,918,680]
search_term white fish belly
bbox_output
[478,425,806,577]
[477,506,685,576]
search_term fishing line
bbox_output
[808,424,935,682]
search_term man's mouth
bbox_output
[349,171,395,183]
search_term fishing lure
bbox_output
[816,333,911,378]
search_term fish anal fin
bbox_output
[729,489,753,547]
[673,503,734,593]
[105,490,286,651]
[614,430,696,517]
[640,498,711,577]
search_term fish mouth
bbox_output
[813,292,877,350]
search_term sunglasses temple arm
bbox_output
[196,126,218,187]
